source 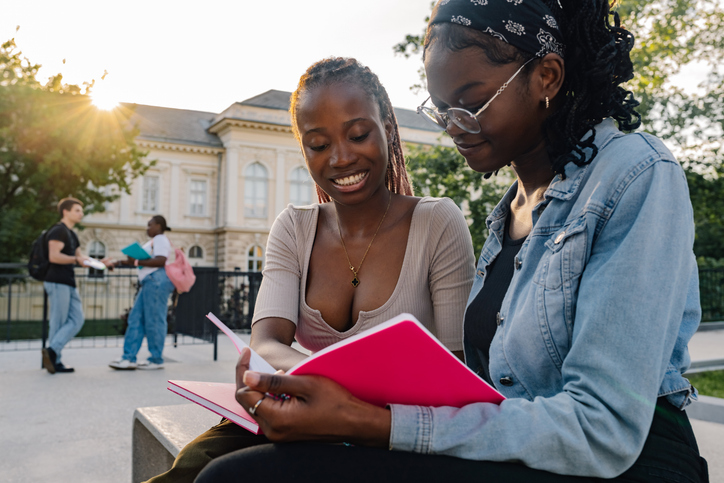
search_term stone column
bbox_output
[169,163,181,225]
[225,147,239,226]
[275,150,286,217]
[119,182,131,223]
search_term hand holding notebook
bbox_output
[168,312,504,434]
[121,241,151,260]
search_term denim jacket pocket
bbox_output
[533,216,589,369]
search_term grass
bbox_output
[2,318,125,340]
[688,370,724,399]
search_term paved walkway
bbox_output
[1,330,723,483]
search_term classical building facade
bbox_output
[81,90,451,271]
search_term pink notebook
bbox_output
[169,312,504,432]
[286,313,505,408]
[168,380,261,434]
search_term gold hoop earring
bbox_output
[545,96,550,109]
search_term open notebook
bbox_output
[168,312,504,433]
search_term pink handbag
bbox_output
[165,247,196,293]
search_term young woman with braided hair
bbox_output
[144,57,474,483]
[197,1,709,482]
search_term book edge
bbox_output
[167,383,260,434]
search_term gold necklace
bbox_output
[335,192,392,288]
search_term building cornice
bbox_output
[208,118,293,136]
[137,139,225,155]
[81,222,218,235]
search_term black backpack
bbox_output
[28,225,55,281]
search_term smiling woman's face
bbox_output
[295,82,392,206]
[424,42,547,174]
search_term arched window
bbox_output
[247,245,264,272]
[189,245,204,259]
[289,166,313,206]
[88,240,106,279]
[244,163,268,218]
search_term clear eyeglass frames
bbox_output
[417,57,536,134]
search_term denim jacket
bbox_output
[389,119,701,478]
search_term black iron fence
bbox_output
[699,269,724,323]
[2,264,723,357]
[0,264,262,360]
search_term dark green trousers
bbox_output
[144,419,269,483]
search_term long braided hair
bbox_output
[290,57,413,203]
[424,0,641,176]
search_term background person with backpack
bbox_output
[104,215,176,370]
[42,197,91,374]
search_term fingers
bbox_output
[235,348,252,389]
[242,371,309,399]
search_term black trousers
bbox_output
[195,398,708,483]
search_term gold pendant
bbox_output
[351,276,360,287]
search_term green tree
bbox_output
[0,37,150,263]
[619,0,724,259]
[396,0,724,260]
[405,143,509,254]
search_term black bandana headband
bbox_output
[429,0,565,58]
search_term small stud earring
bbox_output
[545,96,550,109]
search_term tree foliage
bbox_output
[397,0,724,260]
[405,143,509,255]
[0,37,149,263]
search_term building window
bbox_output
[142,175,160,212]
[189,179,207,216]
[189,245,204,259]
[88,240,106,279]
[290,166,313,206]
[244,163,268,218]
[248,245,264,272]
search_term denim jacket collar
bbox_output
[545,118,623,201]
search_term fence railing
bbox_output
[0,264,263,360]
[699,268,724,323]
[2,264,722,357]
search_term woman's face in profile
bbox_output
[295,82,392,205]
[147,219,161,238]
[424,43,546,173]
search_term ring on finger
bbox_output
[248,395,266,416]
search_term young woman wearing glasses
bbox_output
[197,2,708,481]
[144,57,475,483]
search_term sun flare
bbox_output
[91,87,120,110]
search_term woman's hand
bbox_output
[234,348,391,447]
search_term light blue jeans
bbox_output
[122,269,175,364]
[43,282,85,364]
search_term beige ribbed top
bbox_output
[252,197,475,353]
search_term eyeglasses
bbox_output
[417,57,536,134]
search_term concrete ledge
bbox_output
[698,321,724,331]
[132,404,221,483]
[687,359,724,374]
[687,395,724,425]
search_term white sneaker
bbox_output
[109,359,137,370]
[137,361,164,370]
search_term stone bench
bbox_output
[686,395,724,425]
[134,397,724,483]
[132,404,220,483]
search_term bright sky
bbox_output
[3,0,708,115]
[2,0,435,114]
